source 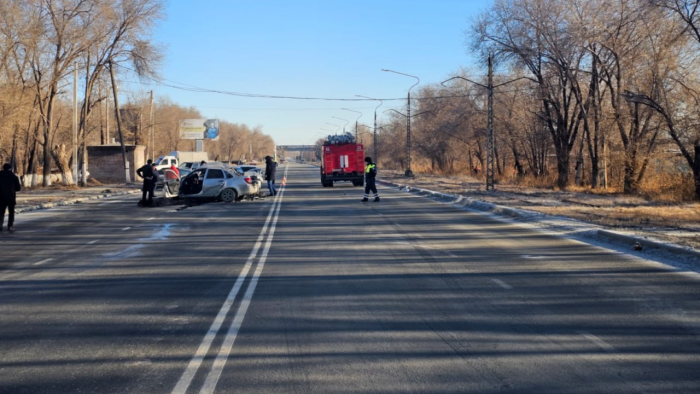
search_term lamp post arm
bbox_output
[384,108,408,118]
[493,76,536,88]
[440,76,488,89]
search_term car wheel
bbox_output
[220,188,237,203]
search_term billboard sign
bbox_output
[179,119,220,140]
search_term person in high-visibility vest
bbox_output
[361,157,379,202]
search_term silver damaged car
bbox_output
[178,163,259,202]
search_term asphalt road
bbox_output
[0,163,698,393]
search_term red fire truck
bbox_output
[320,142,365,187]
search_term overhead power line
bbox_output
[114,63,534,103]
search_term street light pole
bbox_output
[356,95,383,165]
[325,122,342,133]
[382,69,419,177]
[331,116,349,133]
[341,108,362,142]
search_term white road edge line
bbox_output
[170,185,284,394]
[87,240,99,245]
[491,278,512,290]
[578,331,616,353]
[33,258,53,266]
[199,165,288,394]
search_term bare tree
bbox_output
[473,0,589,188]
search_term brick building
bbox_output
[87,145,146,183]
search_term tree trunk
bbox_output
[694,144,700,201]
[51,144,74,185]
[556,147,570,189]
[42,134,52,186]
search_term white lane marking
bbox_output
[491,278,512,290]
[87,240,99,245]
[121,227,131,231]
[171,185,284,394]
[147,217,155,221]
[578,331,616,353]
[33,258,53,266]
[199,166,288,394]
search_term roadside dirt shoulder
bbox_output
[380,171,700,251]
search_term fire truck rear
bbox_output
[320,141,365,187]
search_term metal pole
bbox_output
[72,62,78,184]
[373,110,377,165]
[406,91,413,177]
[108,61,131,183]
[149,90,154,160]
[486,52,495,190]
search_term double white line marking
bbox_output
[172,166,288,394]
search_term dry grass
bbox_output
[639,173,695,203]
[380,169,700,248]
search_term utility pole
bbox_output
[441,52,529,191]
[404,93,414,176]
[108,61,131,183]
[72,62,78,185]
[106,95,110,143]
[149,90,154,160]
[373,111,378,164]
[486,53,495,191]
[381,69,419,177]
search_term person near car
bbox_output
[265,156,277,196]
[362,157,379,202]
[0,163,21,233]
[136,159,156,206]
[151,163,160,197]
[169,163,180,177]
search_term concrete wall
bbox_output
[87,145,146,183]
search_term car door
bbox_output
[162,168,180,198]
[202,168,226,197]
[180,169,205,196]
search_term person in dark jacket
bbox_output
[264,156,277,196]
[0,163,21,232]
[136,159,156,206]
[361,157,379,202]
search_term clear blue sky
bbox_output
[143,0,492,146]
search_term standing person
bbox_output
[136,159,156,206]
[362,157,379,202]
[169,163,180,177]
[0,163,21,233]
[151,163,160,198]
[264,156,277,196]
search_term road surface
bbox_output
[0,163,698,393]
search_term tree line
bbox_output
[373,0,700,201]
[0,0,274,186]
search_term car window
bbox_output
[206,169,224,179]
[189,169,205,178]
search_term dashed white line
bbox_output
[33,258,53,266]
[87,240,99,245]
[578,331,616,353]
[491,278,513,289]
[121,227,131,231]
[146,217,155,221]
